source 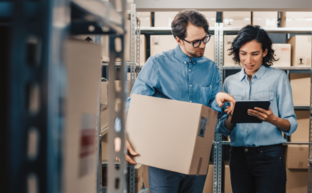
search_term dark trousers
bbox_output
[148,166,207,193]
[229,144,286,193]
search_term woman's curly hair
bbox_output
[228,25,278,67]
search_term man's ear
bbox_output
[176,36,182,45]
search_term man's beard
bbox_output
[186,47,205,58]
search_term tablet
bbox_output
[231,100,270,124]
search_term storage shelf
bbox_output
[223,27,312,33]
[220,141,310,145]
[222,66,311,72]
[140,27,312,35]
[294,106,310,110]
[71,0,124,34]
[140,27,215,34]
[102,61,141,67]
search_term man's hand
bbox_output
[126,140,138,164]
[248,107,277,124]
[216,92,236,115]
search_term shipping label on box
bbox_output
[127,94,218,175]
[272,44,291,67]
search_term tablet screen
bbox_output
[231,100,270,124]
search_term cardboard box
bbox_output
[290,73,310,106]
[290,111,310,142]
[271,44,291,67]
[101,134,108,161]
[252,12,278,28]
[150,35,215,61]
[281,12,312,28]
[202,164,214,193]
[137,35,146,66]
[63,39,101,193]
[286,145,309,169]
[223,12,251,28]
[287,35,312,67]
[154,12,216,27]
[223,35,237,66]
[286,168,308,193]
[224,161,233,193]
[127,94,218,175]
[137,12,151,27]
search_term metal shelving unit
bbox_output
[1,0,130,193]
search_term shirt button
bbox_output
[190,85,192,87]
[189,69,191,72]
[245,148,248,152]
[184,62,186,64]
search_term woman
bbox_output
[217,25,298,193]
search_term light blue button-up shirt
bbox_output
[127,45,221,112]
[216,65,298,147]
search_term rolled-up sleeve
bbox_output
[215,79,232,136]
[277,72,298,136]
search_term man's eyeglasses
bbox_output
[182,34,211,48]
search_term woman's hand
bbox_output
[247,107,277,124]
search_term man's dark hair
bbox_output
[229,25,278,67]
[171,10,209,40]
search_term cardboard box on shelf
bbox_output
[202,164,214,193]
[101,134,108,161]
[271,44,291,67]
[280,12,312,28]
[223,12,251,28]
[224,161,233,193]
[63,39,101,193]
[154,11,216,27]
[223,35,237,66]
[154,12,178,27]
[290,73,310,106]
[137,12,151,27]
[286,168,308,193]
[286,145,309,169]
[252,12,278,28]
[127,94,218,175]
[137,35,146,66]
[287,35,312,67]
[290,111,309,142]
[150,35,215,61]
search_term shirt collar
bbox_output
[174,45,200,64]
[239,65,267,81]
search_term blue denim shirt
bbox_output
[216,65,298,147]
[127,45,222,112]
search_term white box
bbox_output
[137,12,151,27]
[252,12,278,28]
[223,12,251,28]
[272,44,291,67]
[150,35,215,61]
[281,12,312,28]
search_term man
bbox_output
[126,10,235,193]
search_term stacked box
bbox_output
[290,111,309,142]
[290,73,310,106]
[223,35,237,66]
[223,12,251,28]
[202,164,214,193]
[252,12,278,28]
[287,35,312,67]
[271,44,291,67]
[280,12,312,28]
